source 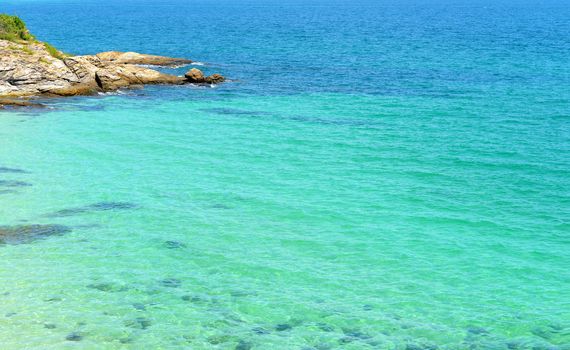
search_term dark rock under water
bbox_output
[252,327,270,335]
[65,332,83,341]
[0,189,18,195]
[164,240,187,249]
[275,324,292,331]
[0,180,32,187]
[125,317,152,330]
[0,224,71,245]
[201,108,270,117]
[86,282,129,293]
[47,201,138,217]
[235,340,253,350]
[0,167,29,174]
[160,278,182,288]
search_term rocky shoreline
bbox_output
[0,18,225,108]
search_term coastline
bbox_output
[0,15,225,107]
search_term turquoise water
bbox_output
[1,1,570,349]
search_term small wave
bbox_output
[97,90,128,96]
[136,63,192,69]
[191,62,205,66]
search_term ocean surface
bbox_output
[1,0,569,349]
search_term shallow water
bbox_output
[1,0,569,349]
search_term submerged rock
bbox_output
[124,317,152,330]
[317,323,334,332]
[235,340,253,350]
[164,240,187,249]
[252,327,270,335]
[275,324,292,331]
[0,99,45,108]
[0,166,28,174]
[65,332,83,341]
[48,201,137,217]
[86,282,129,292]
[0,224,71,245]
[467,326,489,335]
[132,302,146,311]
[0,180,32,187]
[160,278,182,288]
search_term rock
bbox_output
[275,324,292,331]
[211,203,231,209]
[0,98,45,108]
[0,180,32,187]
[0,167,28,174]
[0,224,71,245]
[252,327,270,335]
[317,323,334,332]
[205,74,226,84]
[165,240,187,249]
[46,84,96,96]
[339,337,355,344]
[185,69,226,85]
[467,326,489,335]
[96,51,192,66]
[125,317,152,330]
[48,201,137,217]
[185,68,205,83]
[86,283,114,292]
[235,340,253,350]
[0,17,226,103]
[65,332,83,341]
[160,278,181,288]
[132,303,146,311]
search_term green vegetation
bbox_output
[43,42,67,60]
[1,14,72,60]
[0,14,34,42]
[8,44,34,55]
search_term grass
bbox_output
[43,42,68,60]
[0,14,34,42]
[1,14,72,60]
[8,44,34,55]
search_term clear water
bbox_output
[1,1,569,349]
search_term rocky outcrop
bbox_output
[0,38,226,101]
[185,68,206,83]
[184,68,225,84]
[95,51,193,66]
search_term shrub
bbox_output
[0,14,34,42]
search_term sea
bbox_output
[0,0,569,349]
